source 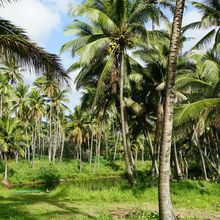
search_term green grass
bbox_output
[50,179,220,211]
[0,160,219,219]
[0,159,128,184]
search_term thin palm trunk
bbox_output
[60,132,65,162]
[159,0,185,219]
[4,154,8,181]
[79,143,82,173]
[0,96,2,117]
[89,131,94,164]
[94,136,98,172]
[48,101,52,162]
[119,49,133,186]
[113,132,119,162]
[173,140,182,180]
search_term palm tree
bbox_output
[0,73,10,116]
[183,0,220,50]
[0,116,26,183]
[12,82,29,118]
[34,74,59,162]
[29,89,45,164]
[61,0,170,184]
[51,89,69,163]
[159,0,186,219]
[67,106,87,173]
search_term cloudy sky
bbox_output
[0,0,206,109]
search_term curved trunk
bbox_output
[119,49,133,186]
[159,0,185,219]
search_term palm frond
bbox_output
[174,98,220,126]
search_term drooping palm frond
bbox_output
[0,19,67,81]
[192,28,216,50]
[71,4,118,34]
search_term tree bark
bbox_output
[4,154,8,181]
[173,140,183,180]
[119,49,134,186]
[159,0,185,219]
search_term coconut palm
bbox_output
[61,0,170,184]
[159,0,186,219]
[67,106,88,173]
[0,57,23,85]
[12,82,29,118]
[183,0,220,50]
[34,74,59,162]
[29,89,45,163]
[0,116,26,182]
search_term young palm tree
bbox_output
[0,116,26,183]
[159,0,186,219]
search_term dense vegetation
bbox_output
[0,0,220,219]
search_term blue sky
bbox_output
[0,0,206,110]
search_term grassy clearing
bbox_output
[0,186,203,220]
[0,160,219,219]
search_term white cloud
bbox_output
[182,10,212,52]
[0,0,74,45]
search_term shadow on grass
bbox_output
[0,193,95,220]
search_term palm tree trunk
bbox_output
[93,136,98,172]
[60,132,65,162]
[113,132,119,162]
[0,96,2,117]
[159,0,185,219]
[119,49,134,186]
[79,143,82,173]
[173,140,182,180]
[198,144,208,180]
[89,132,94,164]
[49,101,53,162]
[4,154,8,181]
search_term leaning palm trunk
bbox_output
[159,0,185,219]
[119,49,134,186]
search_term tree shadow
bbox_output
[0,193,95,219]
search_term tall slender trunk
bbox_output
[198,144,208,180]
[4,154,8,181]
[79,143,82,173]
[159,0,185,219]
[119,49,133,185]
[94,136,98,172]
[60,132,65,162]
[49,101,52,162]
[173,140,182,180]
[113,132,119,162]
[0,96,2,117]
[147,129,158,187]
[89,131,94,164]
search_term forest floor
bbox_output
[0,191,219,220]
